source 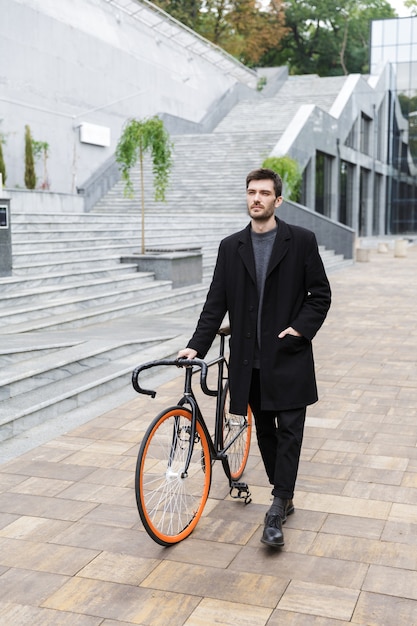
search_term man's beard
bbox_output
[248,205,275,221]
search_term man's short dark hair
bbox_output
[246,168,282,198]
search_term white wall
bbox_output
[0,0,256,193]
[7,190,84,214]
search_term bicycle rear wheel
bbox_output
[220,382,252,481]
[135,405,212,546]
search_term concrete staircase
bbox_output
[5,208,257,326]
[0,208,253,443]
[213,75,348,133]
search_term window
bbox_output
[339,161,354,227]
[373,173,382,235]
[300,159,311,207]
[360,113,372,155]
[315,151,333,217]
[359,168,370,236]
[370,16,417,235]
[376,102,385,161]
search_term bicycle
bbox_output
[131,325,253,546]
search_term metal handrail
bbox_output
[103,0,257,87]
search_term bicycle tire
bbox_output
[219,382,252,481]
[135,405,212,546]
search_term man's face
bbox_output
[246,178,282,221]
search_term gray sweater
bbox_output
[250,225,278,368]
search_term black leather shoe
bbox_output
[261,512,284,547]
[260,499,295,547]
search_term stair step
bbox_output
[11,234,235,251]
[0,337,182,442]
[11,227,141,238]
[0,336,170,400]
[1,282,208,332]
[11,210,248,223]
[12,236,142,251]
[11,257,139,276]
[0,263,140,291]
[0,280,173,326]
[1,272,156,307]
[0,343,74,368]
[12,242,143,264]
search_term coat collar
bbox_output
[238,218,291,281]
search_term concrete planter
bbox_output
[356,248,370,262]
[394,239,407,258]
[121,247,202,288]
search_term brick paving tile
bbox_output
[1,245,417,625]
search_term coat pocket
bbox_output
[277,334,309,354]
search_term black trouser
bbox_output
[249,368,306,500]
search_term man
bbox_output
[178,168,331,547]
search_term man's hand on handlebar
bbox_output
[177,348,198,360]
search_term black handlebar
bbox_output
[131,357,215,398]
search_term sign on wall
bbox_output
[79,123,111,147]
[0,205,8,229]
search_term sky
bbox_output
[389,0,413,16]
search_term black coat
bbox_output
[188,218,331,414]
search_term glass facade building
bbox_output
[371,17,417,233]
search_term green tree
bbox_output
[221,0,287,66]
[153,0,395,73]
[262,155,302,202]
[153,0,287,66]
[116,116,173,254]
[24,125,36,189]
[154,0,201,29]
[260,0,395,75]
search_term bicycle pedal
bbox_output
[229,482,252,505]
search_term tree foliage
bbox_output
[154,0,287,66]
[263,155,302,201]
[154,0,397,75]
[24,125,36,190]
[261,0,396,75]
[155,0,201,29]
[116,116,173,254]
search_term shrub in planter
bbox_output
[24,125,36,190]
[262,155,302,203]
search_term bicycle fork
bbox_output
[177,368,201,479]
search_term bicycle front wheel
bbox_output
[220,382,252,481]
[135,406,212,546]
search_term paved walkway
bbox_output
[0,243,417,625]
